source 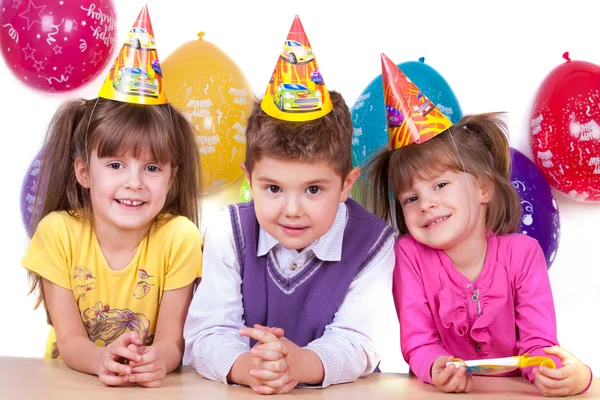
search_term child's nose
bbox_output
[284,195,301,217]
[125,169,143,189]
[419,196,437,212]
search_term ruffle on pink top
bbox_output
[438,233,508,355]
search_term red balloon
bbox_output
[0,0,117,93]
[530,55,600,202]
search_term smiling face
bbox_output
[246,157,358,251]
[398,170,490,252]
[75,148,175,234]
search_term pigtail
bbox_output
[458,113,521,234]
[166,105,201,227]
[362,149,398,229]
[28,98,89,313]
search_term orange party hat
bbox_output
[98,5,167,105]
[260,15,332,121]
[382,53,452,150]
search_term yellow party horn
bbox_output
[447,354,556,375]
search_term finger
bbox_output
[120,331,144,347]
[543,345,571,360]
[129,372,162,384]
[260,366,292,390]
[464,373,473,393]
[240,327,279,344]
[108,345,142,363]
[99,372,131,386]
[537,365,568,380]
[534,369,568,390]
[138,349,160,366]
[130,362,159,374]
[269,327,285,339]
[275,380,298,394]
[102,360,132,376]
[250,347,285,361]
[136,379,162,388]
[253,324,270,332]
[444,365,466,392]
[455,371,467,393]
[252,384,278,395]
[250,368,283,381]
[434,364,455,386]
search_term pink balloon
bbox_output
[0,0,117,93]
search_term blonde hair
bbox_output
[366,112,521,235]
[28,98,202,311]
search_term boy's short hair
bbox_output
[244,90,354,178]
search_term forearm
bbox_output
[285,340,324,385]
[150,337,184,374]
[58,335,105,376]
[228,352,255,386]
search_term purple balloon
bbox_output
[20,151,42,237]
[510,148,560,268]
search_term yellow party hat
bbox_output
[260,15,332,121]
[98,5,167,105]
[381,53,452,150]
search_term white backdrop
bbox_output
[1,0,599,375]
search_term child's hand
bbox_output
[431,355,472,393]
[97,331,143,386]
[127,345,168,388]
[240,326,298,394]
[534,346,591,397]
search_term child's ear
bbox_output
[240,163,251,187]
[340,167,360,202]
[169,166,178,190]
[74,157,90,188]
[478,177,492,204]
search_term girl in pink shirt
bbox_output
[366,111,592,396]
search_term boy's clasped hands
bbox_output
[97,331,167,388]
[240,324,298,394]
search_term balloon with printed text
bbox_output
[0,0,117,93]
[161,32,252,195]
[530,53,600,202]
[510,148,560,269]
[351,57,462,168]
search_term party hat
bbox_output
[381,53,452,150]
[98,5,167,105]
[260,15,332,121]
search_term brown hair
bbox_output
[28,98,202,310]
[244,90,354,178]
[365,112,521,235]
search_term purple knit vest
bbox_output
[228,198,394,348]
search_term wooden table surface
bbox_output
[1,356,597,399]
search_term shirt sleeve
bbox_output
[513,238,562,382]
[395,237,449,384]
[21,213,72,290]
[304,234,395,388]
[163,217,203,291]
[183,208,249,384]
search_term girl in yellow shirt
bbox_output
[21,6,202,388]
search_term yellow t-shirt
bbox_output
[21,211,202,358]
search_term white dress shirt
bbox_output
[183,203,396,387]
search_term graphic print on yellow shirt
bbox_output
[22,212,202,359]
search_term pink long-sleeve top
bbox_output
[394,232,562,385]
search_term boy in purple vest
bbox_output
[183,16,395,394]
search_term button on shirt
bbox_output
[183,203,396,387]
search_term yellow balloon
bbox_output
[201,177,244,233]
[162,32,252,194]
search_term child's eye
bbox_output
[266,185,281,194]
[108,162,122,170]
[403,195,418,205]
[306,186,322,195]
[435,182,449,190]
[146,165,161,173]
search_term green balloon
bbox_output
[239,178,252,203]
